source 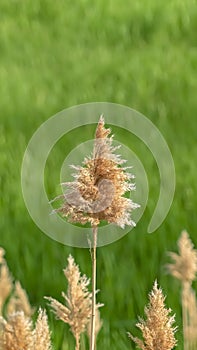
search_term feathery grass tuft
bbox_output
[7,281,35,317]
[45,254,95,350]
[128,281,177,350]
[53,115,139,228]
[167,230,197,284]
[0,308,52,350]
[33,308,52,350]
[0,311,33,350]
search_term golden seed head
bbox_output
[7,281,35,317]
[128,281,177,350]
[45,255,92,345]
[167,230,197,283]
[0,309,52,350]
[55,116,139,228]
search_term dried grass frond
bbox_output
[128,281,177,350]
[0,249,13,316]
[45,254,92,350]
[0,309,52,350]
[54,116,139,228]
[0,311,33,350]
[7,281,35,317]
[167,230,197,283]
[33,308,52,350]
[0,248,52,349]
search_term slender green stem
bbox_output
[90,225,98,350]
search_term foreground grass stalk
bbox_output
[90,225,98,350]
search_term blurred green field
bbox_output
[0,0,197,349]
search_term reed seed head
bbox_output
[7,281,35,317]
[0,311,33,350]
[45,255,92,348]
[34,308,52,350]
[167,230,197,283]
[54,116,139,228]
[0,309,52,350]
[128,281,177,350]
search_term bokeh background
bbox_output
[0,0,197,349]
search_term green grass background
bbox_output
[0,0,197,349]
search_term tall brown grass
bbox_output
[53,116,138,350]
[7,280,34,317]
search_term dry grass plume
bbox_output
[167,230,197,350]
[45,254,94,350]
[128,281,177,350]
[0,309,52,350]
[7,281,34,317]
[53,115,139,228]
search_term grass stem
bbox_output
[90,225,98,350]
[182,282,189,350]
